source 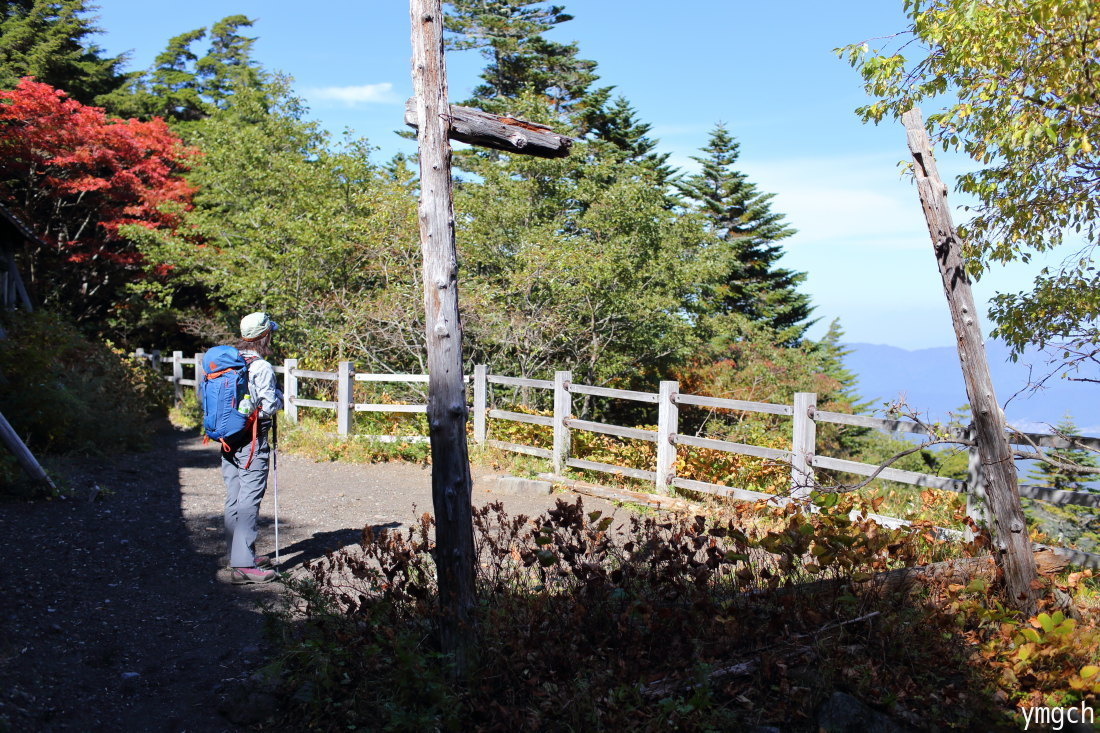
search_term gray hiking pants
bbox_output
[221,428,270,568]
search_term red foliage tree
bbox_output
[0,77,197,328]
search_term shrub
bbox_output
[0,310,170,457]
[266,496,1030,730]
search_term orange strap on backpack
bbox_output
[241,410,260,469]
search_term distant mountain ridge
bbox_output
[842,341,1100,436]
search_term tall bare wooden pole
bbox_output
[410,0,476,664]
[902,108,1038,615]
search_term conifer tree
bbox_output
[1026,414,1099,492]
[679,123,812,343]
[102,15,262,122]
[444,0,596,119]
[0,0,126,106]
[585,95,676,187]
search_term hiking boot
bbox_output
[230,567,277,585]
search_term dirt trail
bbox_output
[0,422,615,732]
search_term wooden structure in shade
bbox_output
[0,202,54,491]
[0,203,37,320]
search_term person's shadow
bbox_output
[269,522,403,570]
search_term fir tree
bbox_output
[0,0,126,107]
[105,28,207,121]
[101,15,263,122]
[1026,414,1099,492]
[679,123,813,343]
[585,95,675,186]
[195,15,261,107]
[445,1,596,118]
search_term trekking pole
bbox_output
[272,416,280,567]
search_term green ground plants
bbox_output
[0,311,170,496]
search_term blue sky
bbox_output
[91,0,1069,351]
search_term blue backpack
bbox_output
[200,346,259,457]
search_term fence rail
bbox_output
[134,349,1100,568]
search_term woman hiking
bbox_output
[220,311,283,585]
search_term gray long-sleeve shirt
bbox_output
[240,350,283,419]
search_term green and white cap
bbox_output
[240,311,278,340]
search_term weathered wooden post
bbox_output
[408,0,572,665]
[552,370,572,475]
[790,392,817,499]
[964,424,988,542]
[473,364,487,444]
[150,349,162,376]
[656,380,679,495]
[284,358,299,424]
[172,351,184,405]
[193,352,203,403]
[410,0,477,667]
[337,361,353,436]
[902,108,1037,614]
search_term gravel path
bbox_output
[0,422,616,732]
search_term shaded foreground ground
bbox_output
[0,422,613,732]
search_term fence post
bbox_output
[171,350,183,404]
[151,349,162,375]
[656,380,679,495]
[790,392,817,500]
[193,352,203,402]
[284,358,299,424]
[135,347,145,362]
[553,370,572,476]
[964,424,989,543]
[473,364,487,444]
[337,361,354,436]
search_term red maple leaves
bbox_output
[0,77,197,317]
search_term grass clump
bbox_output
[278,412,430,464]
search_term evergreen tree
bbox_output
[444,0,597,119]
[105,28,207,121]
[102,15,262,122]
[195,15,261,107]
[1026,414,1099,492]
[679,123,813,343]
[585,95,675,187]
[809,319,871,457]
[0,0,126,106]
[453,130,732,391]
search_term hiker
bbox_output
[219,311,283,584]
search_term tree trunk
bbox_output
[901,108,1038,615]
[409,0,477,668]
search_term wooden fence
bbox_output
[136,350,1100,569]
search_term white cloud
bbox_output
[304,82,399,106]
[739,153,949,249]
